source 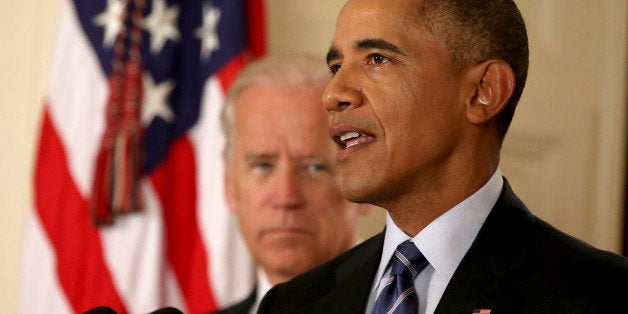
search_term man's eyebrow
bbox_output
[356,38,406,56]
[326,46,342,65]
[326,38,405,65]
[245,153,275,162]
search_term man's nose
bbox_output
[323,66,363,113]
[272,167,305,210]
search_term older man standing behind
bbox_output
[214,56,369,314]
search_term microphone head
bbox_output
[83,305,183,314]
[83,306,117,314]
[148,307,184,314]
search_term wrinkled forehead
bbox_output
[334,0,423,42]
[330,0,431,59]
[338,0,421,23]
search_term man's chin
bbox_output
[263,256,317,280]
[340,179,380,204]
[258,245,314,266]
[260,230,313,247]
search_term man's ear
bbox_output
[224,169,237,214]
[465,60,515,124]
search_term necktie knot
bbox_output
[372,240,429,314]
[390,240,428,279]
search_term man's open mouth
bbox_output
[336,131,375,149]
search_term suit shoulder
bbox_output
[498,180,627,274]
[532,217,628,272]
[526,217,628,310]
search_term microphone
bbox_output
[83,306,183,314]
[149,307,184,314]
[83,306,117,314]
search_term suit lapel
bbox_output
[436,180,533,313]
[306,180,538,313]
[312,232,385,313]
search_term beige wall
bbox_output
[502,1,627,252]
[1,0,62,312]
[1,0,626,312]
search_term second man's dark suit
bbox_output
[214,288,256,314]
[259,179,628,313]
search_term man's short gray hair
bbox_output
[221,55,330,163]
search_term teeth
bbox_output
[340,132,361,142]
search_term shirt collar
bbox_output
[251,268,273,314]
[377,168,503,282]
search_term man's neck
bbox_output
[383,163,498,236]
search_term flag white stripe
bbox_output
[100,181,168,313]
[163,263,186,309]
[20,211,73,314]
[47,0,107,197]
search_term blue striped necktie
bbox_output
[372,240,429,314]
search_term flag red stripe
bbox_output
[150,137,216,313]
[246,0,267,57]
[34,107,128,313]
[217,53,247,91]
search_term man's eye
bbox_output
[307,163,327,173]
[304,161,334,179]
[250,162,274,174]
[369,54,388,65]
[254,162,272,169]
[329,63,342,76]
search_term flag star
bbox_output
[142,74,175,126]
[93,0,125,48]
[142,0,181,54]
[195,5,221,61]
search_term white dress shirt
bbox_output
[249,268,272,314]
[365,169,503,314]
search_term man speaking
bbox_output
[259,0,628,313]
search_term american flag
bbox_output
[21,0,265,313]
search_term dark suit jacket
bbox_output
[259,180,628,313]
[214,288,256,314]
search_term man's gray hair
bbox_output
[221,55,330,162]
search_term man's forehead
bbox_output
[333,0,421,41]
[339,0,420,18]
[328,0,425,61]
